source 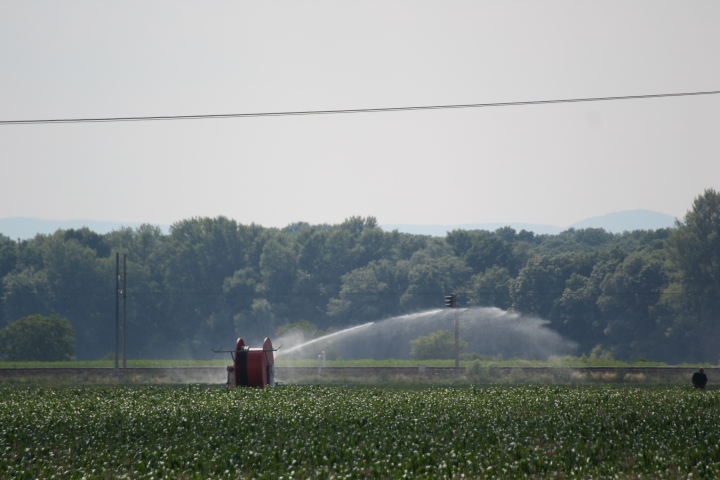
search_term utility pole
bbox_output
[444,293,460,375]
[122,254,127,369]
[454,308,460,373]
[114,253,119,375]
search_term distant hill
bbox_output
[569,209,676,232]
[1,210,677,240]
[0,217,170,240]
[381,210,677,237]
[380,223,563,237]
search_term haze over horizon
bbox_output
[1,1,718,229]
[0,208,678,239]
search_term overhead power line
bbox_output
[12,290,719,297]
[1,90,718,126]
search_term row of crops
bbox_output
[1,385,719,478]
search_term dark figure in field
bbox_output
[692,368,708,389]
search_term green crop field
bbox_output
[1,385,718,479]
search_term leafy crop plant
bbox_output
[1,385,719,478]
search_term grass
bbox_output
[0,359,229,368]
[0,356,711,369]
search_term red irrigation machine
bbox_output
[216,338,277,387]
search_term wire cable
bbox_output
[1,90,718,125]
[9,290,718,297]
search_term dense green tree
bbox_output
[550,249,626,346]
[258,238,297,296]
[0,235,19,327]
[445,230,475,258]
[510,252,596,319]
[160,217,253,356]
[0,235,19,277]
[16,235,47,271]
[318,216,384,289]
[0,195,713,362]
[223,268,260,314]
[2,267,54,323]
[611,228,671,253]
[384,231,430,262]
[289,217,391,328]
[0,314,75,361]
[552,272,603,349]
[494,226,518,243]
[463,234,517,275]
[661,189,720,362]
[401,256,471,311]
[467,265,512,310]
[446,228,524,276]
[597,252,668,359]
[533,228,613,254]
[19,233,112,359]
[327,259,408,321]
[573,228,615,247]
[105,225,165,269]
[410,330,467,360]
[63,228,110,258]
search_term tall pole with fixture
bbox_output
[444,293,460,375]
[114,253,119,375]
[122,254,127,369]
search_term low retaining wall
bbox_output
[0,367,227,384]
[275,366,719,385]
[0,366,716,385]
[276,366,719,375]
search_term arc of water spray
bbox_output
[277,310,442,358]
[277,322,375,357]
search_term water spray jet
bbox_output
[277,308,576,361]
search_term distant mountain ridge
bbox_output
[0,209,676,240]
[0,217,170,240]
[568,209,677,232]
[382,209,677,237]
[380,223,564,237]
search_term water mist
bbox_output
[276,307,576,361]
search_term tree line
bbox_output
[1,189,718,363]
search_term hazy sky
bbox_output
[1,0,718,228]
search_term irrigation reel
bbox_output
[214,338,280,387]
